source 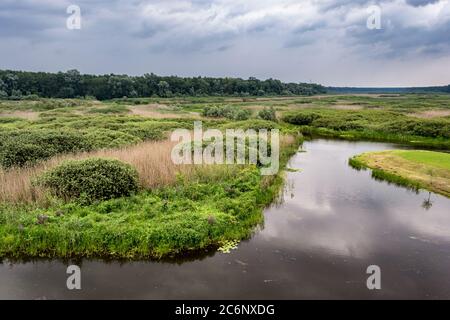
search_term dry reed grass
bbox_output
[0,139,192,204]
[0,134,296,204]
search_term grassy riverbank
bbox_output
[282,108,450,149]
[0,132,300,259]
[349,150,450,197]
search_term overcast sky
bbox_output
[1,0,449,86]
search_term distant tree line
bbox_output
[327,85,450,94]
[0,69,326,100]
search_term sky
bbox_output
[1,0,450,87]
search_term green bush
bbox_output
[282,112,321,125]
[258,107,277,122]
[37,158,139,203]
[0,141,56,168]
[83,129,141,149]
[234,109,251,120]
[202,105,251,120]
[0,130,92,168]
[282,109,450,140]
[383,119,450,138]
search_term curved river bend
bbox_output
[1,139,450,299]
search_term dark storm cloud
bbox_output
[0,0,66,38]
[406,0,440,7]
[0,0,449,86]
[344,1,450,58]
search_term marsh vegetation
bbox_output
[0,93,449,259]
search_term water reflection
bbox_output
[422,192,433,210]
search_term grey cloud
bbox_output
[344,9,450,59]
[0,0,449,86]
[406,0,440,7]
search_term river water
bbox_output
[1,139,450,299]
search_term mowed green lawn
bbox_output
[393,150,450,171]
[350,150,450,197]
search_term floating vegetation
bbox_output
[218,240,240,254]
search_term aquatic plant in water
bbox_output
[218,240,239,253]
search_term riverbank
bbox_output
[0,135,301,259]
[349,150,450,197]
[282,108,450,150]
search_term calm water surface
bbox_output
[1,139,450,299]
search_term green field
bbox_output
[349,150,450,197]
[395,150,450,171]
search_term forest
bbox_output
[0,69,326,100]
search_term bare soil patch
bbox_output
[408,110,450,119]
[0,111,40,120]
[129,104,200,119]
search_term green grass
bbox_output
[393,150,450,171]
[0,166,262,258]
[349,150,450,197]
[86,105,129,114]
[1,93,449,258]
[0,96,300,258]
[0,136,300,259]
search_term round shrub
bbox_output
[37,158,139,203]
[283,112,321,126]
[234,109,251,120]
[258,107,277,122]
[282,112,322,125]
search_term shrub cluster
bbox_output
[202,105,251,120]
[83,129,141,149]
[36,158,139,203]
[0,117,184,168]
[382,118,450,138]
[0,130,91,168]
[282,109,450,139]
